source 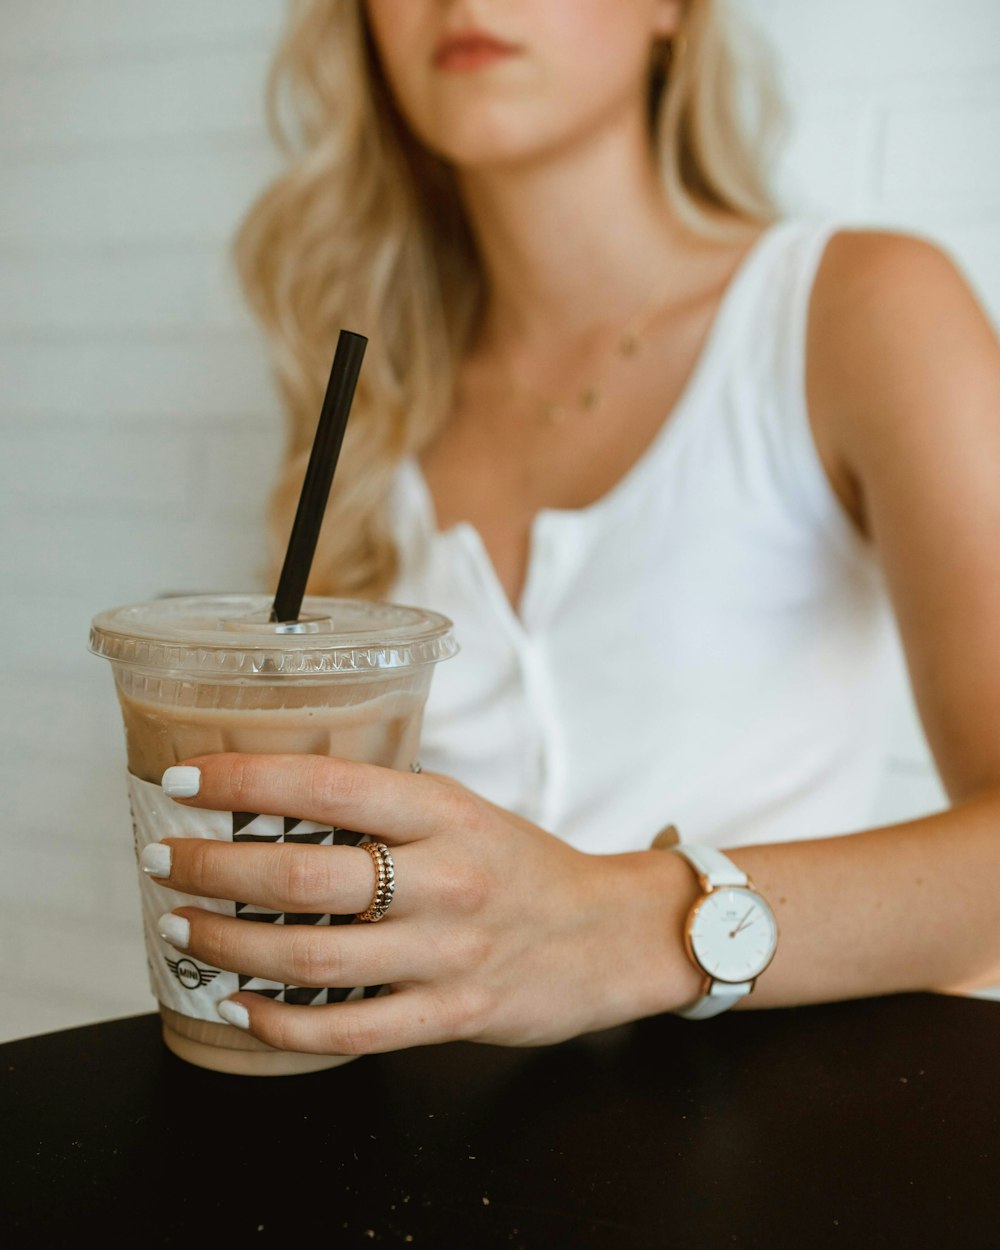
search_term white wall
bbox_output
[2,1,998,1042]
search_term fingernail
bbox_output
[140,843,172,878]
[162,766,201,798]
[158,912,190,949]
[217,1000,250,1030]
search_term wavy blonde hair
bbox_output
[236,0,785,597]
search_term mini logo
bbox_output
[166,957,221,990]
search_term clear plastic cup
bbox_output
[90,594,457,1075]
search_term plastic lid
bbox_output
[89,594,457,677]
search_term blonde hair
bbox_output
[236,0,786,596]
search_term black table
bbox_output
[2,993,998,1247]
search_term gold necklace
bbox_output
[500,283,666,426]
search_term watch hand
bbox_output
[729,906,755,938]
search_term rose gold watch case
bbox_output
[682,876,779,988]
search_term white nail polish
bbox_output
[158,912,190,949]
[217,1000,251,1030]
[140,843,172,878]
[162,766,201,798]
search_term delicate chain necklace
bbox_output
[499,282,667,426]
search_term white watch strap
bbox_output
[672,843,748,888]
[677,981,753,1019]
[670,843,753,1021]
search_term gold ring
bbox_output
[357,840,396,922]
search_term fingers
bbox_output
[164,906,427,988]
[148,837,404,917]
[148,752,501,1055]
[163,754,471,844]
[221,986,471,1056]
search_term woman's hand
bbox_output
[145,753,700,1055]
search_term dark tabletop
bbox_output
[2,993,998,1248]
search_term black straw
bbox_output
[270,328,368,622]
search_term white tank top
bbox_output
[387,217,900,854]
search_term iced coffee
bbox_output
[90,594,456,1075]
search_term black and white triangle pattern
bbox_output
[232,811,382,1006]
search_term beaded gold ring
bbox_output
[357,840,396,923]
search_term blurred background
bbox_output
[2,0,999,1042]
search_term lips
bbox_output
[433,29,521,72]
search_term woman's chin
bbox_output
[422,132,545,174]
[409,105,570,175]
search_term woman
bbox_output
[146,0,1000,1052]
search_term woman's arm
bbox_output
[728,229,1000,1006]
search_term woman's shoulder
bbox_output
[816,224,991,385]
[808,224,981,423]
[802,222,998,538]
[813,224,967,315]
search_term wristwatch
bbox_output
[666,841,779,1020]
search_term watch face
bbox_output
[688,886,778,984]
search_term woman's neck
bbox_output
[455,106,699,347]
